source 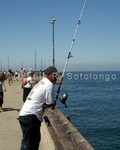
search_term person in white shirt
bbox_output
[18,66,59,150]
[14,71,19,81]
[22,71,36,102]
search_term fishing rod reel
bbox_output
[58,93,69,108]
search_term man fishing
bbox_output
[18,66,59,150]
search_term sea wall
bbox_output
[43,107,94,150]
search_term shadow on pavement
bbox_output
[2,108,20,112]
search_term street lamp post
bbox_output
[21,61,23,68]
[1,59,2,71]
[51,16,56,67]
[41,58,42,71]
[8,56,9,71]
[35,50,37,71]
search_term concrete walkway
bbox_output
[0,79,51,150]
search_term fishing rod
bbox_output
[52,0,87,109]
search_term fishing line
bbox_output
[52,0,87,109]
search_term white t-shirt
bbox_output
[19,77,55,122]
[23,76,32,88]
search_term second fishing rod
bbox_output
[52,0,87,109]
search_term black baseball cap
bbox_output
[44,66,58,75]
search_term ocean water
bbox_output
[54,71,120,150]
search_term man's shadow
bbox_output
[2,108,20,112]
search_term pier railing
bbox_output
[43,107,94,150]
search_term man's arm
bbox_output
[43,103,54,109]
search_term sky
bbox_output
[0,0,120,72]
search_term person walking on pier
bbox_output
[7,69,13,85]
[14,70,19,81]
[0,72,6,112]
[18,66,59,150]
[22,71,36,102]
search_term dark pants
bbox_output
[23,88,31,102]
[18,115,41,150]
[0,92,3,106]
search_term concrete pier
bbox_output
[0,79,51,150]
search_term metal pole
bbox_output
[51,16,56,67]
[21,61,23,68]
[44,60,46,70]
[8,56,9,71]
[1,59,2,71]
[35,50,36,71]
[41,58,42,71]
